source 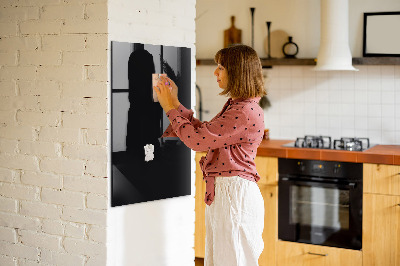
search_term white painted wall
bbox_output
[107,0,196,265]
[196,0,400,58]
[196,0,400,145]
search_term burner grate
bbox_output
[295,135,332,149]
[287,136,372,151]
[333,137,370,151]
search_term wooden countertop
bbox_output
[256,139,400,165]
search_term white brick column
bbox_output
[1,0,197,264]
[0,0,108,265]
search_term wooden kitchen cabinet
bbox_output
[258,184,278,266]
[364,163,400,196]
[363,163,400,266]
[363,187,400,265]
[195,151,207,258]
[276,241,362,266]
[255,156,278,186]
[194,154,279,263]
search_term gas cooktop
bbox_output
[282,135,375,151]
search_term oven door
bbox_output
[278,176,362,250]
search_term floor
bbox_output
[195,257,204,266]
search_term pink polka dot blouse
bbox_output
[161,97,265,205]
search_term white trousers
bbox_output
[205,176,265,266]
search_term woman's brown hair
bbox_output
[214,44,266,99]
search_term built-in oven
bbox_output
[278,158,363,250]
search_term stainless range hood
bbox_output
[314,0,358,71]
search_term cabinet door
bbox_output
[364,164,400,196]
[195,152,207,258]
[259,185,278,266]
[255,156,278,186]
[363,193,400,266]
[277,241,362,266]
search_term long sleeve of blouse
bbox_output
[161,103,202,138]
[165,104,249,152]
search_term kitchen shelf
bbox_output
[260,58,316,67]
[196,57,400,67]
[196,58,315,68]
[352,57,400,65]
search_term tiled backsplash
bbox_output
[196,65,400,145]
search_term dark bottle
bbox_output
[282,36,299,58]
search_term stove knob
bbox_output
[298,161,305,171]
[334,164,341,174]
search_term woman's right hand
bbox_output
[160,76,180,108]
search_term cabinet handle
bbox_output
[397,204,400,207]
[307,252,328,256]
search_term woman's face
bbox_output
[214,64,228,89]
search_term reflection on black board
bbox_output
[111,41,192,207]
[126,44,161,157]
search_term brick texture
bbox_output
[61,207,106,226]
[0,241,39,260]
[87,225,106,243]
[42,219,64,236]
[1,0,196,264]
[0,212,41,231]
[0,168,16,183]
[40,249,85,266]
[0,197,17,213]
[0,255,16,266]
[19,229,61,251]
[87,193,107,210]
[0,1,108,264]
[63,237,106,256]
[19,200,62,219]
[41,188,85,208]
[64,222,85,239]
[20,171,62,189]
[0,226,17,243]
[63,175,107,195]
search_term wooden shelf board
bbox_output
[196,57,400,67]
[352,57,400,65]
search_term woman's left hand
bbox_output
[153,77,175,114]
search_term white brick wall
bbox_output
[1,0,197,264]
[0,226,17,243]
[64,222,85,239]
[0,0,108,265]
[40,249,85,266]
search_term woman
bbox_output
[154,44,266,266]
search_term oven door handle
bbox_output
[280,177,357,189]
